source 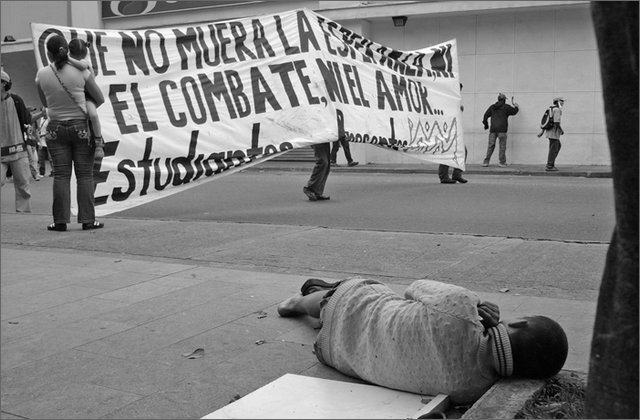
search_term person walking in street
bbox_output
[439,83,468,183]
[303,142,331,201]
[36,34,105,231]
[1,70,32,212]
[330,137,358,167]
[277,277,568,405]
[482,93,519,167]
[538,97,565,172]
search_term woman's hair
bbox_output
[68,38,89,60]
[46,34,69,70]
[509,316,568,379]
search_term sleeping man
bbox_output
[277,277,568,404]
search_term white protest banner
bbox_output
[31,8,464,216]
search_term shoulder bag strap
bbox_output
[49,64,88,117]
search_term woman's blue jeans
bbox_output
[45,119,96,224]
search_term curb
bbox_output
[244,164,612,179]
[462,378,545,419]
[462,370,587,419]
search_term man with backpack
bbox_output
[481,93,519,167]
[538,97,565,171]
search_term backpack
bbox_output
[540,106,555,130]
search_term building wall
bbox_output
[351,4,608,166]
[0,0,610,166]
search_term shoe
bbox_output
[482,163,489,167]
[440,178,456,184]
[48,173,54,177]
[498,163,508,167]
[82,221,104,230]
[452,176,468,184]
[300,278,342,296]
[303,187,317,201]
[545,166,559,172]
[348,161,359,167]
[47,223,67,232]
[35,175,43,181]
[330,161,338,167]
[316,195,330,200]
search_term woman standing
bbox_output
[36,35,105,231]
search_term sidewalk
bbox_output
[248,160,612,178]
[0,164,605,419]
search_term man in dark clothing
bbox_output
[482,93,519,167]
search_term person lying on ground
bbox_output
[277,277,568,404]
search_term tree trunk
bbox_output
[587,3,639,418]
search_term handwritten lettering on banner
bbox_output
[31,8,464,215]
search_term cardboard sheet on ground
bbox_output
[31,8,464,216]
[202,374,443,419]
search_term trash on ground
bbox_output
[182,348,205,359]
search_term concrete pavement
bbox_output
[0,163,607,419]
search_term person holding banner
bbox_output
[438,83,468,184]
[277,277,568,405]
[303,142,332,201]
[36,34,105,232]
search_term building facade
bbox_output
[0,0,609,166]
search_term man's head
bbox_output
[498,93,507,102]
[553,97,565,107]
[1,70,11,91]
[504,316,568,379]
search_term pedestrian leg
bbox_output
[547,138,561,169]
[341,138,358,166]
[10,158,32,212]
[314,142,331,196]
[305,142,331,198]
[498,133,508,165]
[438,164,449,180]
[330,140,340,164]
[27,145,39,179]
[483,133,497,165]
